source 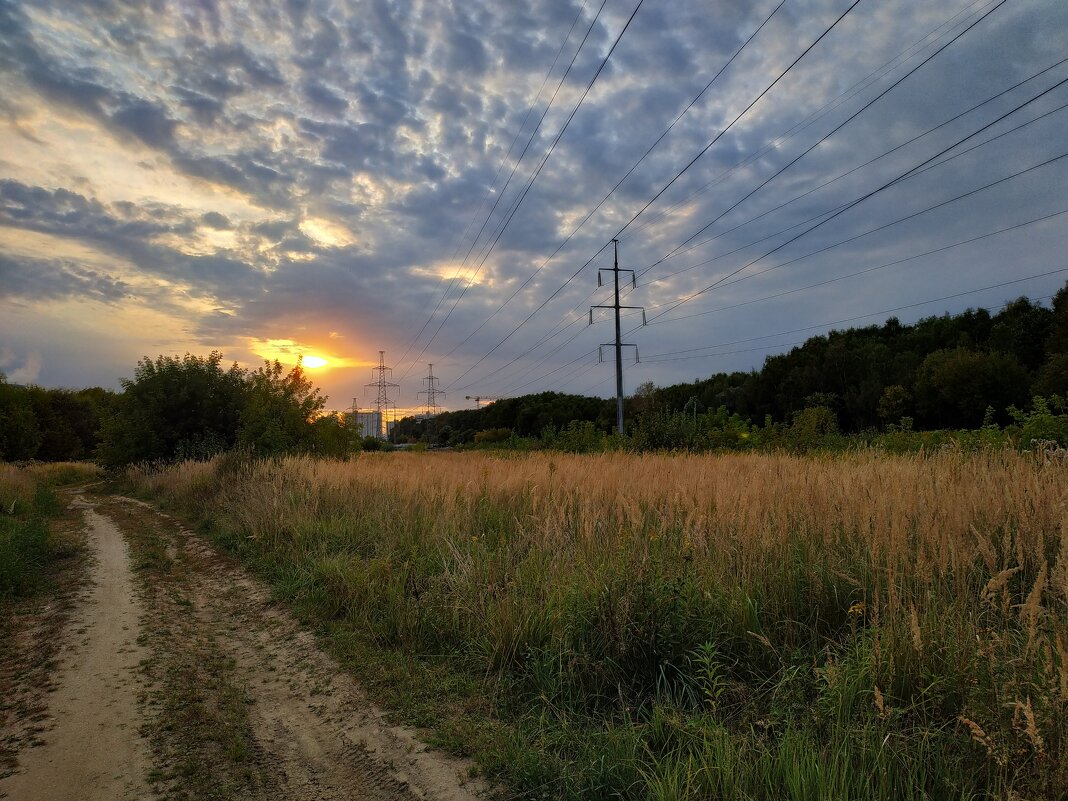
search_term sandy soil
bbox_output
[0,499,153,801]
[0,495,487,801]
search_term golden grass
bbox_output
[133,449,1067,600]
[128,448,1068,798]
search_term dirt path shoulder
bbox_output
[0,497,153,801]
[108,494,489,801]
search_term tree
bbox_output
[786,405,839,450]
[988,297,1052,372]
[309,413,362,457]
[1047,281,1068,355]
[97,352,246,467]
[1033,353,1068,398]
[914,348,1029,428]
[0,374,41,461]
[238,360,325,454]
[630,381,658,417]
[877,385,911,425]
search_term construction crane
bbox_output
[465,395,500,409]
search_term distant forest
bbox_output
[2,282,1066,462]
[399,281,1067,443]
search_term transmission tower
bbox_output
[364,351,399,438]
[590,239,644,434]
[418,363,445,417]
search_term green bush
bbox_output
[1011,397,1068,448]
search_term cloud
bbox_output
[302,78,348,115]
[0,0,1065,406]
[200,210,232,230]
[0,347,42,384]
[109,98,179,148]
[0,252,131,304]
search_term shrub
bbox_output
[474,428,512,445]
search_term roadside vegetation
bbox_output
[126,449,1068,800]
[0,462,100,600]
[0,461,102,776]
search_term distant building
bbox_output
[346,410,384,439]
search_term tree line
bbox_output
[399,281,1067,445]
[645,286,1067,432]
[1,353,358,465]
[2,283,1065,463]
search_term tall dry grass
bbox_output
[129,449,1068,799]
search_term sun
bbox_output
[301,355,328,369]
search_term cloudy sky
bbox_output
[1,0,1065,412]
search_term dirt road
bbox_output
[0,494,486,801]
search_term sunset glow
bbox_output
[0,0,1064,412]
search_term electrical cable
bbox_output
[645,71,1065,327]
[483,144,1068,394]
[456,89,1067,395]
[435,0,791,361]
[639,271,1068,362]
[395,0,608,381]
[392,0,591,379]
[400,0,648,379]
[446,0,866,390]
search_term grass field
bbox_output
[128,449,1068,799]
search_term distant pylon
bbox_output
[364,351,399,438]
[418,363,445,417]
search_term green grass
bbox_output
[0,463,98,599]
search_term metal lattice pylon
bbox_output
[364,351,399,438]
[418,363,445,417]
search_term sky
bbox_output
[1,0,1066,414]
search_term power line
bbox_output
[480,144,1068,395]
[509,47,1065,374]
[640,95,1068,299]
[453,84,1066,397]
[395,0,605,381]
[646,73,1067,326]
[403,0,647,378]
[639,57,1068,286]
[391,0,592,379]
[651,206,1068,325]
[639,270,1068,362]
[622,0,999,241]
[634,0,1013,282]
[446,0,866,390]
[435,0,791,362]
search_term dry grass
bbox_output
[129,449,1068,799]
